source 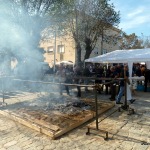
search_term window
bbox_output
[57,45,65,53]
[102,49,107,54]
[93,48,99,55]
[47,46,54,53]
[60,53,64,61]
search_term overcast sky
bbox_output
[110,0,150,37]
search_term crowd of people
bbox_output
[54,63,150,103]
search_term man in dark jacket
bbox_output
[140,65,150,92]
[109,66,119,101]
[73,65,82,97]
[83,65,91,92]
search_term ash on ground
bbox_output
[23,93,91,115]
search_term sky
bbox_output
[110,0,150,37]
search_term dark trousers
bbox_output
[144,77,150,92]
[77,86,81,97]
[72,79,81,97]
[60,85,70,95]
[59,79,70,95]
[144,70,150,92]
[110,84,116,99]
[105,85,109,94]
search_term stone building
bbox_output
[40,27,121,66]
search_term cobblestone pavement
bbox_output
[0,91,150,150]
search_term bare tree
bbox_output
[139,34,150,48]
[77,0,120,60]
[48,0,120,63]
[119,32,144,50]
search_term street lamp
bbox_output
[51,20,63,73]
[53,29,56,73]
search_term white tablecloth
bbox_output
[129,76,145,80]
[127,83,132,101]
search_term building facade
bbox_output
[40,27,121,66]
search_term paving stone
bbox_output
[36,145,44,150]
[7,145,22,150]
[21,145,32,150]
[0,91,150,150]
[0,140,8,146]
[25,147,37,150]
[44,144,56,150]
[18,141,32,148]
[132,143,149,150]
[120,141,134,149]
[3,140,17,148]
[0,148,7,150]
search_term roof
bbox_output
[85,48,150,63]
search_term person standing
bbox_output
[83,65,91,92]
[56,65,70,95]
[95,65,104,93]
[109,66,119,101]
[140,65,150,92]
[73,65,82,97]
[116,65,135,104]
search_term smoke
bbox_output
[0,0,45,79]
[0,0,51,101]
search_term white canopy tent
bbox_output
[85,48,150,100]
[85,48,150,78]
